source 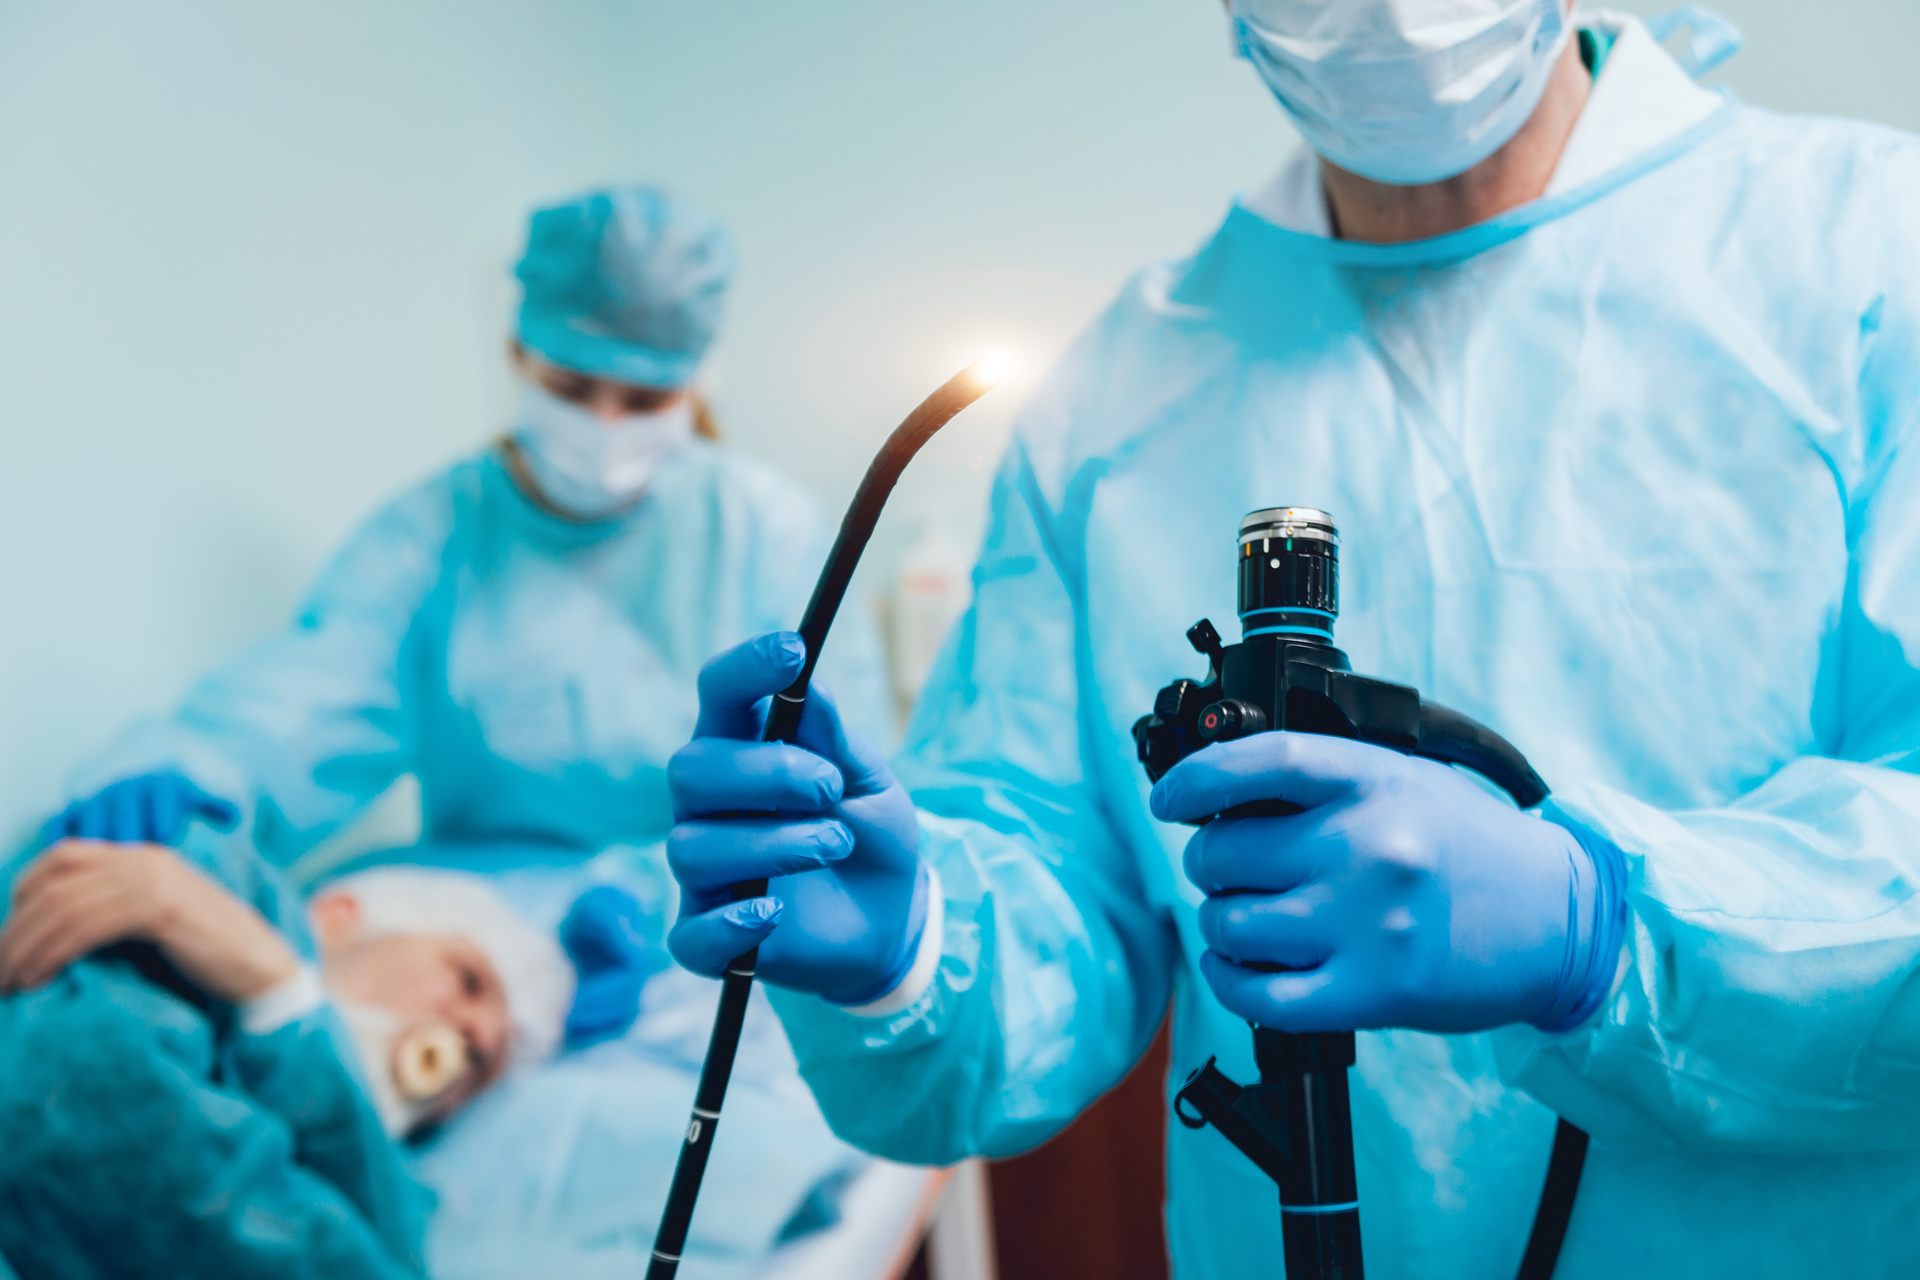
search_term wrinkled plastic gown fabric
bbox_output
[768,72,1920,1280]
[67,438,891,871]
[0,829,431,1279]
[341,845,866,1280]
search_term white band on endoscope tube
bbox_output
[844,866,944,1019]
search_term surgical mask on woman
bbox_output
[510,382,695,519]
[1231,0,1572,186]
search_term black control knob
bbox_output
[1132,715,1183,780]
[1155,678,1206,720]
[1198,699,1269,743]
[1187,618,1225,660]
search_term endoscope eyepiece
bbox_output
[1238,506,1338,545]
[1238,506,1339,641]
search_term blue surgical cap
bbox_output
[513,186,735,389]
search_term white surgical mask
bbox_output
[335,999,471,1139]
[1232,0,1572,186]
[510,382,694,519]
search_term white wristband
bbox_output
[239,963,327,1035]
[844,866,944,1019]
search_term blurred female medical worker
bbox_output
[40,185,887,871]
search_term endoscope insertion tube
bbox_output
[645,353,1007,1280]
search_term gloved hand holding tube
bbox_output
[667,632,929,1006]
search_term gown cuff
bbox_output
[239,963,328,1036]
[1532,814,1630,1034]
[841,864,943,1019]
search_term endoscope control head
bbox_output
[1132,506,1351,783]
[1132,504,1548,813]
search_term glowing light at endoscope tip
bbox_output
[970,350,1012,389]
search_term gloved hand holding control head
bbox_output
[666,631,928,1007]
[1134,508,1624,1038]
[1152,731,1616,1036]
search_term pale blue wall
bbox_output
[1,0,1915,841]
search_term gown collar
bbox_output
[1232,10,1733,263]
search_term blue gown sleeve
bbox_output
[1495,140,1920,1152]
[768,441,1179,1163]
[229,1009,435,1266]
[0,962,428,1279]
[73,479,454,866]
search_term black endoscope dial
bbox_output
[1155,679,1208,721]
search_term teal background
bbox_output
[1,0,1915,843]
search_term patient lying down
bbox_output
[0,839,572,1279]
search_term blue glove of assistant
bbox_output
[665,632,927,1006]
[561,885,663,1049]
[37,772,240,849]
[1151,732,1625,1035]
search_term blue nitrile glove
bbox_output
[666,632,927,1006]
[561,885,662,1048]
[37,772,240,849]
[1151,732,1626,1035]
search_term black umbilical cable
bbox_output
[646,356,1005,1280]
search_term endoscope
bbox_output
[1132,507,1590,1280]
[645,356,1005,1280]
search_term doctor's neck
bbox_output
[1320,38,1591,245]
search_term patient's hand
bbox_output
[0,840,299,1002]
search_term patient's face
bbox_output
[319,923,512,1119]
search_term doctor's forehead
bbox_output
[517,345,675,399]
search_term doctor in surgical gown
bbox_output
[666,9,1920,1280]
[65,184,888,869]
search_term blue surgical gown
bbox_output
[76,440,889,866]
[768,100,1920,1279]
[0,833,430,1277]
